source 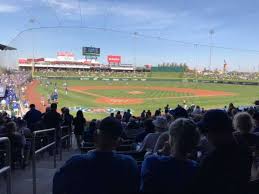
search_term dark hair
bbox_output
[76,110,84,119]
[61,107,66,113]
[51,103,57,110]
[99,117,123,139]
[30,104,35,109]
[143,119,155,133]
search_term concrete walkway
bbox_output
[0,144,79,194]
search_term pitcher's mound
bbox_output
[128,91,144,95]
[96,97,144,105]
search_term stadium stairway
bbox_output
[0,139,79,194]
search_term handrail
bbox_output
[0,137,11,194]
[32,128,56,194]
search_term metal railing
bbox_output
[32,128,56,194]
[0,137,11,194]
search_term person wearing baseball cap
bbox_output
[138,116,168,152]
[53,117,139,194]
[170,105,188,119]
[193,109,252,194]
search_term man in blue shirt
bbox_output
[53,116,139,194]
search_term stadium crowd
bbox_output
[34,69,148,78]
[0,71,31,112]
[1,98,259,193]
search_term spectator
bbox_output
[122,118,143,139]
[115,111,122,120]
[43,103,62,155]
[53,117,139,194]
[17,119,31,138]
[61,108,73,128]
[141,110,146,119]
[141,118,200,194]
[233,112,259,149]
[192,109,252,194]
[135,119,155,143]
[227,102,235,116]
[23,104,42,131]
[164,104,169,113]
[154,108,161,117]
[146,110,152,118]
[170,105,188,119]
[43,103,62,129]
[73,110,86,148]
[5,121,25,168]
[123,109,132,122]
[83,119,97,144]
[153,107,188,154]
[61,108,73,148]
[253,112,259,133]
[138,116,167,153]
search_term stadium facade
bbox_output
[18,51,151,71]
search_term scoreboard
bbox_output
[82,47,100,56]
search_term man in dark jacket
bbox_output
[43,103,62,155]
[23,104,42,131]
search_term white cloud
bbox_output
[0,3,19,13]
[43,0,174,20]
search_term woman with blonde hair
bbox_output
[233,112,259,149]
[141,118,200,194]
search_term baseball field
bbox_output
[25,77,259,119]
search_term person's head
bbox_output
[169,118,200,158]
[61,107,66,114]
[50,103,57,111]
[229,103,234,109]
[117,111,120,115]
[152,116,168,132]
[110,113,114,117]
[30,104,35,109]
[96,117,123,150]
[5,121,17,134]
[233,112,253,134]
[143,119,155,133]
[76,110,84,118]
[17,118,27,128]
[172,106,188,119]
[89,119,97,130]
[127,109,130,113]
[65,108,70,114]
[200,109,233,147]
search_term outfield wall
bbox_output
[34,76,259,86]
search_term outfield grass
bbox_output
[36,79,259,119]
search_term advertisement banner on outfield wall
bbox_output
[107,55,121,64]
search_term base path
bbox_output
[25,80,45,112]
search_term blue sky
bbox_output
[0,0,259,71]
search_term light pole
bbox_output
[29,19,36,77]
[133,32,138,68]
[209,29,214,71]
